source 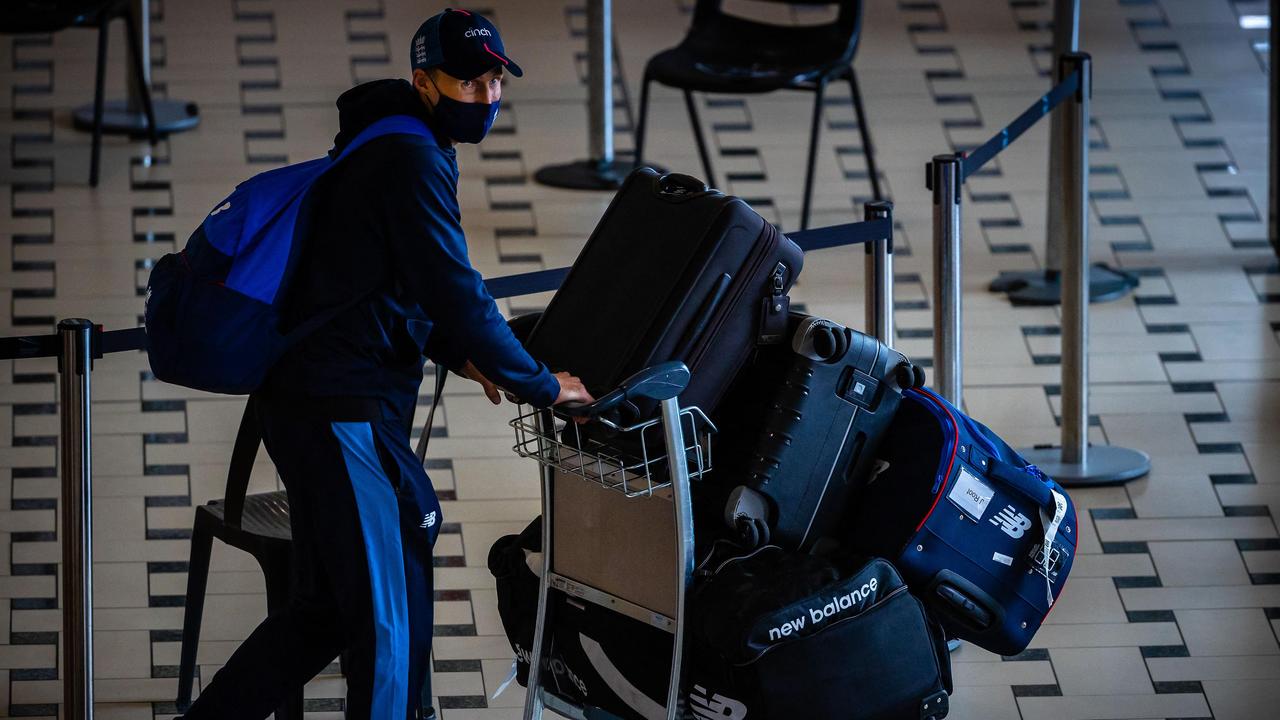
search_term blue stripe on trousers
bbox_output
[332,421,410,720]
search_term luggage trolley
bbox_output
[509,361,715,720]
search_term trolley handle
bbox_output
[557,361,690,418]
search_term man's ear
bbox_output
[412,68,436,105]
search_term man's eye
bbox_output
[461,80,475,89]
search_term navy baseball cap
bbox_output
[410,8,523,80]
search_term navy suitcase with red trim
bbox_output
[848,387,1078,656]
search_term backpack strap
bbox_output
[332,114,434,165]
[278,115,436,345]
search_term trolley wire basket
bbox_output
[510,404,715,498]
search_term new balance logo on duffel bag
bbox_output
[767,577,880,641]
[991,505,1032,539]
[690,685,747,720]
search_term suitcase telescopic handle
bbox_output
[556,361,691,418]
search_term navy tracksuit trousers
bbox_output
[185,397,443,719]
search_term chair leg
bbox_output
[121,2,159,145]
[90,16,110,187]
[421,658,435,719]
[260,553,303,720]
[801,79,828,231]
[176,515,214,711]
[848,67,883,202]
[682,89,716,188]
[634,73,653,169]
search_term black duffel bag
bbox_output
[490,522,953,720]
[690,546,952,720]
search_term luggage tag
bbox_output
[1038,489,1068,608]
[759,293,789,344]
[947,465,995,522]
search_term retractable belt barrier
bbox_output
[0,217,895,364]
[1,208,896,720]
[925,51,1149,489]
[958,71,1080,183]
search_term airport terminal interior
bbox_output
[2,0,1279,718]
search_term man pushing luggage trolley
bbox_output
[171,8,592,719]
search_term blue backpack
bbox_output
[144,115,432,394]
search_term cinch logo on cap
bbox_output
[464,27,492,38]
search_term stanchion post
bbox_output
[989,0,1136,305]
[1043,0,1080,278]
[59,319,94,720]
[587,0,613,166]
[1059,53,1089,466]
[1270,0,1279,258]
[533,0,637,190]
[864,201,895,346]
[1020,54,1150,486]
[928,154,964,406]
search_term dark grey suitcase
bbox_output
[712,313,923,551]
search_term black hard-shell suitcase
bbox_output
[712,313,923,551]
[525,167,803,422]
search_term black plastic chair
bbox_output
[176,397,301,719]
[0,0,158,186]
[177,396,440,719]
[633,0,882,230]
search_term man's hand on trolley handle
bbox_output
[464,361,594,421]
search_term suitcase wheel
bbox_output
[725,486,772,548]
[912,364,927,389]
[895,362,926,390]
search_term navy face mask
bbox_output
[429,76,499,144]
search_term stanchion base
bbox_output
[534,158,662,190]
[1019,445,1151,487]
[73,99,201,136]
[989,264,1138,306]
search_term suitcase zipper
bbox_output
[737,584,912,666]
[684,221,784,380]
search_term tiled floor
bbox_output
[1,0,1278,718]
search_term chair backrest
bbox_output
[692,0,864,65]
[222,396,262,529]
[0,0,115,34]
